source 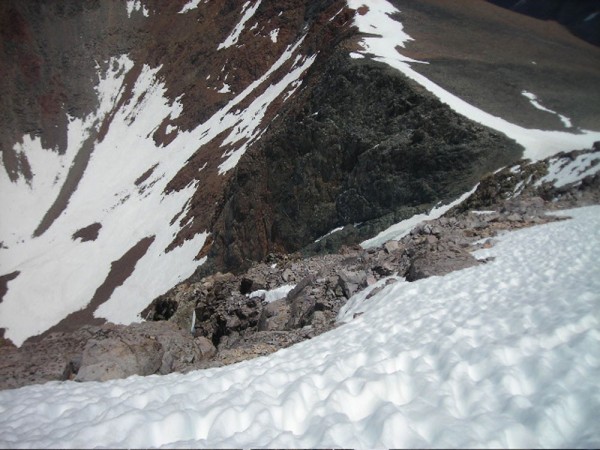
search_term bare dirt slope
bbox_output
[392,0,600,131]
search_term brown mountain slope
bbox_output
[392,0,600,130]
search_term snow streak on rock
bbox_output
[217,1,263,50]
[0,206,598,448]
[215,36,315,174]
[522,90,573,128]
[218,51,316,174]
[347,0,600,160]
[361,185,478,248]
[178,0,203,14]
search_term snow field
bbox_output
[1,206,598,448]
[1,23,315,344]
[348,0,600,161]
[0,56,208,344]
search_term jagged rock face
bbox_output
[0,0,353,344]
[487,0,600,45]
[208,54,522,271]
[15,0,600,346]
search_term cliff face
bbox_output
[208,53,521,272]
[2,0,597,345]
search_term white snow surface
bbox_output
[0,56,210,345]
[0,206,598,448]
[248,284,296,303]
[217,83,231,94]
[347,0,600,160]
[126,0,149,18]
[178,0,202,14]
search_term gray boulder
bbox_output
[75,336,163,382]
[406,243,480,282]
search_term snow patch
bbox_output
[269,28,279,43]
[535,152,600,188]
[361,185,477,248]
[217,83,231,94]
[126,0,149,17]
[218,1,262,50]
[178,0,201,14]
[522,90,572,128]
[248,284,296,303]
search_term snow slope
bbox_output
[1,206,598,449]
[348,0,600,161]
[0,29,315,345]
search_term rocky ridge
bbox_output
[1,147,598,390]
[1,1,532,345]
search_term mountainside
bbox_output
[488,0,600,45]
[1,0,600,348]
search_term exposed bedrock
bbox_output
[207,53,523,273]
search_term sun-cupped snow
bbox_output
[361,185,478,248]
[347,0,600,161]
[522,90,573,128]
[217,0,262,50]
[1,206,598,449]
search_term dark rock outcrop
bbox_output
[208,53,522,273]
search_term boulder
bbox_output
[286,276,317,329]
[74,321,206,382]
[195,336,217,359]
[406,244,480,282]
[75,336,163,382]
[337,269,367,298]
[258,298,290,331]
